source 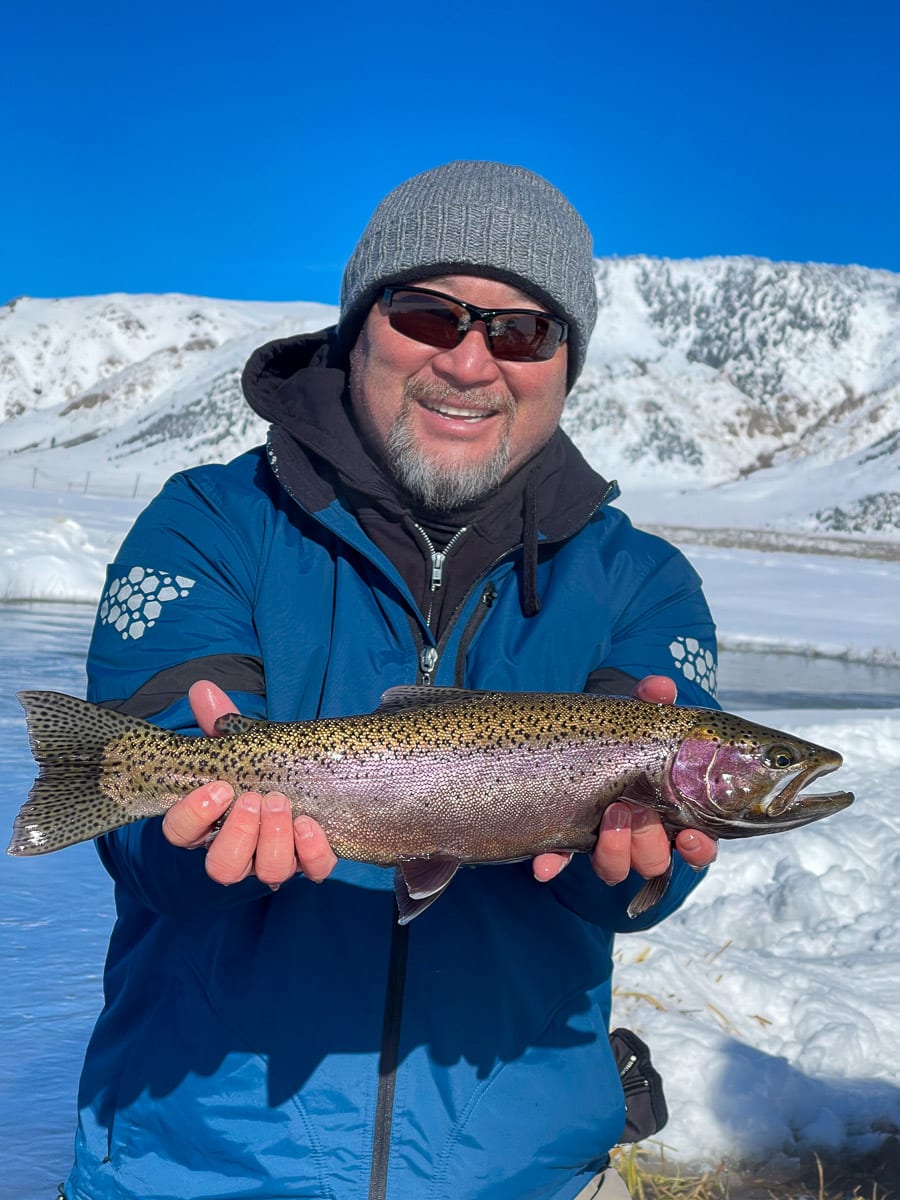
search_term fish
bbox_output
[9,686,853,923]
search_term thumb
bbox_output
[632,675,677,705]
[188,679,240,737]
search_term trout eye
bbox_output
[764,743,799,770]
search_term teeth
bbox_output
[430,404,491,420]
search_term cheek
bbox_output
[505,379,566,455]
[349,336,407,443]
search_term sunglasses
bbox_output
[381,285,568,363]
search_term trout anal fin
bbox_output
[626,860,673,919]
[394,856,460,924]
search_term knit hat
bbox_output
[338,161,597,390]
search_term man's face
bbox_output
[348,274,569,511]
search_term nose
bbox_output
[430,322,501,388]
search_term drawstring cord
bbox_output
[521,470,542,617]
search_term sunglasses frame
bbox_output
[381,285,568,362]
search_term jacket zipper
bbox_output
[415,579,497,684]
[411,523,469,629]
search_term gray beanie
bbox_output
[339,161,597,390]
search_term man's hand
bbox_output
[161,681,337,887]
[531,674,718,884]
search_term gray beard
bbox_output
[383,384,512,512]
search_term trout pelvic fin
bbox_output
[9,691,164,856]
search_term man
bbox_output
[67,161,717,1200]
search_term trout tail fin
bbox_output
[9,691,164,856]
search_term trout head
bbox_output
[660,713,854,839]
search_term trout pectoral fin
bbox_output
[626,861,673,919]
[394,857,461,924]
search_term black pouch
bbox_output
[609,1027,669,1143]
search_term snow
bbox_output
[0,488,140,602]
[612,707,899,1168]
[686,544,899,667]
[2,481,897,1183]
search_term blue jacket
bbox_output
[66,335,718,1200]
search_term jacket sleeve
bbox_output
[86,464,274,915]
[594,519,720,711]
[86,465,268,720]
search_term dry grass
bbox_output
[610,1142,898,1200]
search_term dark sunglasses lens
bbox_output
[489,314,561,362]
[387,292,462,349]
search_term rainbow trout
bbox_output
[9,687,853,922]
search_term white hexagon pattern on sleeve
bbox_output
[668,636,717,697]
[99,568,196,640]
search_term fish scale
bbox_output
[9,686,853,923]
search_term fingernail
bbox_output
[630,807,654,830]
[264,793,287,813]
[239,793,261,813]
[607,803,631,831]
[679,830,700,852]
[208,783,233,807]
[294,816,314,839]
[268,883,280,893]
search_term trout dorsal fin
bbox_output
[375,686,493,714]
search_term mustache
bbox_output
[402,379,513,415]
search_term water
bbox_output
[1,603,897,1199]
[0,604,112,1200]
[718,649,900,710]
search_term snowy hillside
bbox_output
[2,258,898,538]
[0,293,336,493]
[571,257,900,540]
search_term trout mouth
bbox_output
[759,758,854,824]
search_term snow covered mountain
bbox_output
[0,293,335,492]
[2,257,898,539]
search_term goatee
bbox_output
[384,381,513,512]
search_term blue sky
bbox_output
[4,0,899,306]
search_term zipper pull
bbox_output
[419,646,438,684]
[429,550,447,591]
[413,523,468,593]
